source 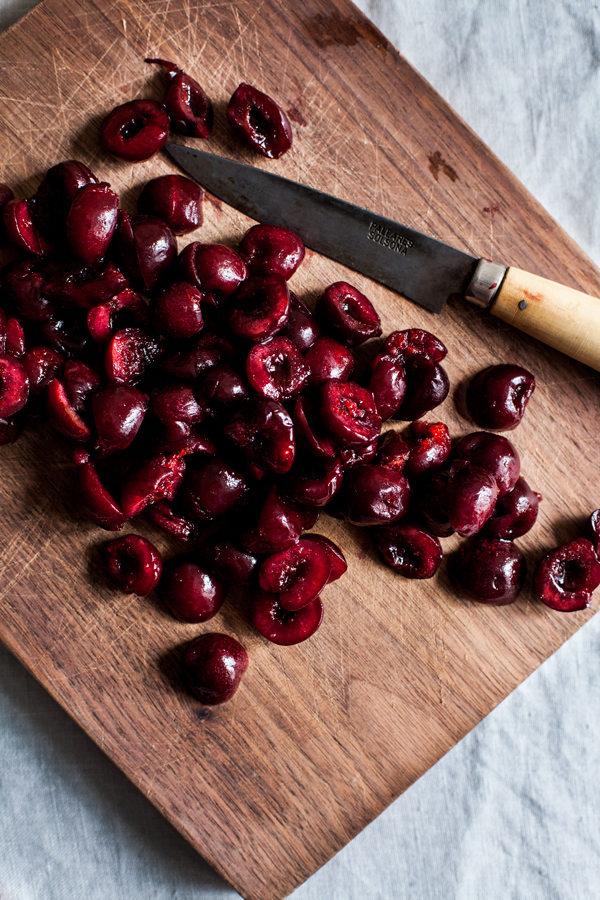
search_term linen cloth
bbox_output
[1,1,600,898]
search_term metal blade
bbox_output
[165,144,478,313]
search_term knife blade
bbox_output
[165,143,600,372]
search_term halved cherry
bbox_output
[259,539,331,610]
[251,592,324,645]
[73,459,126,530]
[46,378,90,440]
[303,535,347,582]
[103,534,162,595]
[316,281,381,347]
[121,453,186,518]
[228,275,290,343]
[224,397,295,474]
[0,356,29,418]
[92,383,148,451]
[320,380,382,448]
[246,336,310,401]
[104,328,162,383]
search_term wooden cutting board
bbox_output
[1,0,599,897]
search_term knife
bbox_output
[165,143,600,373]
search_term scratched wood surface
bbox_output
[0,0,599,897]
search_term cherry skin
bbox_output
[374,522,443,579]
[466,364,535,431]
[227,83,293,159]
[98,100,170,162]
[183,634,248,705]
[103,534,162,596]
[533,538,600,612]
[450,539,526,605]
[251,592,324,645]
[158,557,227,622]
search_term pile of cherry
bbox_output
[0,73,599,708]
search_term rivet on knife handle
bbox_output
[467,262,600,372]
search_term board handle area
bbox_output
[466,261,600,372]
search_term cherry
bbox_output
[2,260,55,322]
[0,355,29,417]
[200,538,258,585]
[104,328,162,383]
[465,364,535,431]
[111,211,177,291]
[374,522,443,578]
[201,363,249,408]
[320,381,382,448]
[98,99,170,162]
[246,336,310,401]
[138,174,203,235]
[46,377,91,441]
[280,456,344,507]
[341,464,411,526]
[292,393,336,458]
[120,453,186,518]
[148,382,204,442]
[150,282,204,340]
[21,347,63,395]
[178,457,246,521]
[224,397,295,474]
[404,420,451,479]
[34,160,98,227]
[239,224,305,278]
[65,182,119,266]
[279,292,321,352]
[147,501,198,542]
[303,535,347,582]
[87,288,149,345]
[338,437,379,470]
[103,534,162,595]
[259,539,331,610]
[383,328,447,363]
[227,83,293,159]
[368,354,406,420]
[146,59,213,139]
[394,356,449,421]
[480,476,541,540]
[419,461,499,537]
[43,261,128,310]
[3,198,53,256]
[92,384,148,451]
[240,484,306,554]
[452,431,520,496]
[0,414,25,446]
[533,538,600,612]
[450,539,526,604]
[183,634,248,704]
[178,242,248,301]
[316,281,381,347]
[376,430,412,474]
[73,459,126,531]
[158,556,227,622]
[305,336,354,388]
[228,275,290,343]
[251,592,324,645]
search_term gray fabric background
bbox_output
[1,1,600,897]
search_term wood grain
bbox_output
[0,0,599,897]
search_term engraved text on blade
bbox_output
[368,221,413,255]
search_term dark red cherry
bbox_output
[280,456,344,507]
[138,174,203,235]
[3,198,53,256]
[224,397,295,474]
[2,259,54,322]
[444,460,499,537]
[73,459,126,530]
[278,292,321,352]
[111,211,177,291]
[0,356,29,417]
[91,384,148,451]
[46,377,90,440]
[246,336,310,401]
[480,476,541,540]
[227,83,293,159]
[150,281,203,340]
[121,453,186,518]
[0,413,25,445]
[35,160,98,226]
[178,242,248,300]
[178,457,246,521]
[105,328,161,383]
[147,501,198,542]
[316,281,381,347]
[21,346,63,394]
[374,522,443,578]
[305,336,354,388]
[158,557,226,622]
[201,363,249,408]
[66,183,119,266]
[146,59,214,139]
[465,364,535,431]
[43,261,128,311]
[320,381,382,448]
[383,328,447,363]
[251,592,323,645]
[453,432,520,496]
[149,382,204,442]
[200,538,258,585]
[259,539,331,610]
[404,420,451,479]
[534,538,600,612]
[240,484,306,554]
[376,430,412,474]
[292,393,336,458]
[394,356,449,421]
[103,534,162,595]
[341,464,411,526]
[228,275,290,343]
[239,224,305,278]
[450,539,526,605]
[338,437,379,470]
[368,354,406,420]
[98,99,170,162]
[303,535,347,582]
[87,288,149,344]
[183,633,248,704]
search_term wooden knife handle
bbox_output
[490,267,600,372]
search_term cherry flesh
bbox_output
[252,592,324,645]
[259,539,331,610]
[383,328,447,363]
[374,522,443,579]
[103,534,162,595]
[146,59,213,139]
[450,539,526,605]
[320,381,382,448]
[98,100,170,162]
[0,356,29,417]
[281,456,344,507]
[305,336,354,388]
[533,538,600,612]
[480,476,541,540]
[184,633,248,704]
[224,397,295,474]
[227,83,293,159]
[246,336,310,401]
[316,281,381,347]
[228,275,290,343]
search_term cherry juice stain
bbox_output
[286,106,308,127]
[303,10,389,53]
[483,205,500,216]
[428,151,458,183]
